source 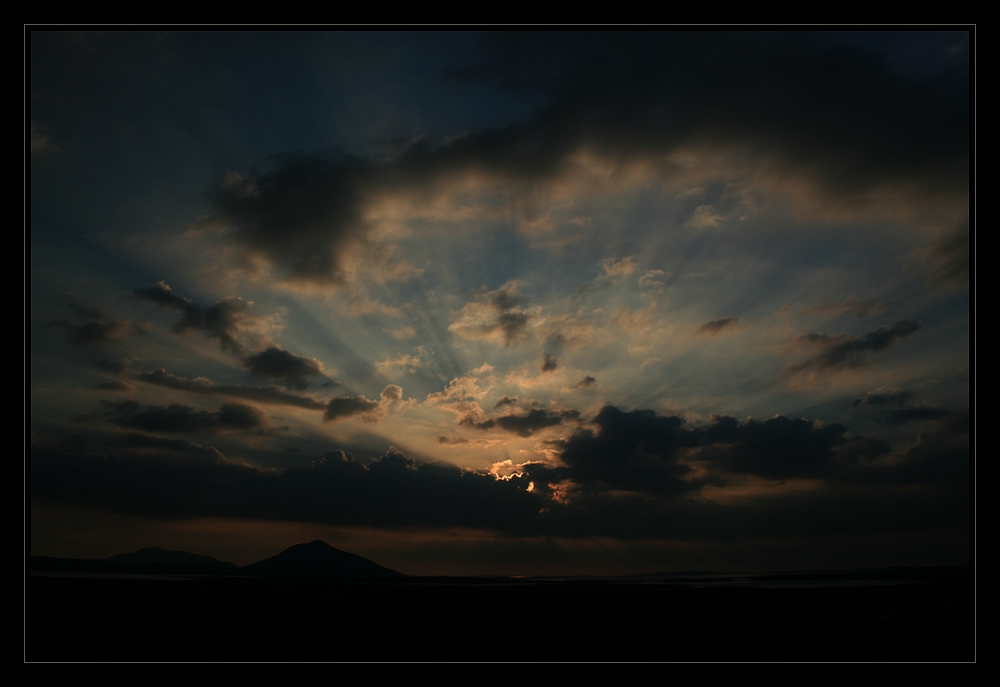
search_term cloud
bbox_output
[581,257,639,292]
[385,326,417,340]
[31,441,544,532]
[882,405,951,424]
[341,292,403,317]
[697,414,867,479]
[380,384,405,406]
[242,346,327,389]
[448,282,534,346]
[31,402,968,540]
[432,402,490,430]
[839,411,969,486]
[464,407,581,437]
[200,157,425,289]
[427,374,491,404]
[462,33,967,197]
[542,354,558,372]
[697,317,740,336]
[535,403,950,496]
[132,282,265,353]
[375,353,423,375]
[98,381,133,392]
[538,320,596,355]
[600,256,636,279]
[543,332,566,353]
[573,376,597,389]
[201,158,371,286]
[852,386,914,407]
[102,400,269,434]
[428,375,583,433]
[638,270,667,293]
[323,396,381,422]
[532,406,895,488]
[686,204,724,228]
[612,303,658,331]
[784,321,921,376]
[539,406,703,495]
[92,357,136,373]
[925,220,969,289]
[50,320,148,346]
[62,299,107,321]
[323,385,407,423]
[137,368,328,411]
[192,34,966,294]
[801,298,894,317]
[113,433,229,463]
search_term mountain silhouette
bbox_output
[106,547,236,568]
[240,540,403,579]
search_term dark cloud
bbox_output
[542,354,558,372]
[98,381,133,392]
[30,403,969,540]
[464,408,581,437]
[494,396,518,409]
[93,358,134,373]
[498,408,580,437]
[534,406,892,488]
[102,400,269,434]
[801,298,894,317]
[137,368,328,411]
[199,34,967,286]
[495,315,531,346]
[31,441,544,532]
[785,321,921,376]
[832,436,895,467]
[574,375,597,388]
[242,346,326,389]
[171,298,254,352]
[852,387,914,407]
[114,433,228,462]
[63,300,107,320]
[50,320,147,346]
[132,281,257,353]
[841,411,969,486]
[544,332,567,352]
[698,414,861,479]
[452,32,968,194]
[693,411,964,483]
[132,280,191,309]
[537,406,703,495]
[449,283,532,346]
[323,396,381,422]
[203,157,372,285]
[883,405,951,424]
[697,317,740,336]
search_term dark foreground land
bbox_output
[27,567,973,661]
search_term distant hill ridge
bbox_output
[32,540,403,579]
[106,546,235,568]
[240,540,404,579]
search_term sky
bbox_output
[28,30,971,576]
